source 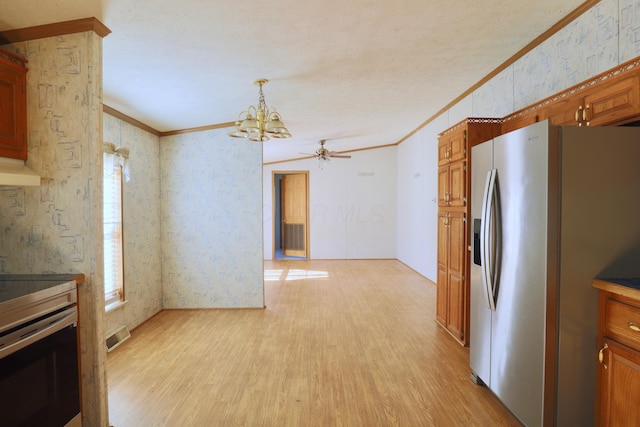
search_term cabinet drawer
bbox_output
[604,298,640,350]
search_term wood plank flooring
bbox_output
[107,260,522,426]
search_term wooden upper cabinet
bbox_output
[438,128,467,166]
[541,75,640,127]
[540,91,585,126]
[584,75,640,126]
[503,57,640,133]
[0,49,28,160]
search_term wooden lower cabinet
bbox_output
[594,281,640,427]
[598,339,640,427]
[436,211,466,342]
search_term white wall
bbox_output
[263,146,397,260]
[396,116,446,280]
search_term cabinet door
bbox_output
[584,76,640,126]
[0,63,27,159]
[438,129,467,166]
[446,212,466,340]
[598,340,640,427]
[540,92,583,126]
[448,161,466,207]
[436,212,450,326]
[438,140,450,166]
[447,129,466,163]
[437,166,449,207]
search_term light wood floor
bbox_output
[107,260,522,426]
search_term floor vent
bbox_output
[106,325,131,352]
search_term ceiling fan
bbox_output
[307,139,352,161]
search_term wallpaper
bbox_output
[402,0,640,280]
[474,0,626,116]
[160,128,264,308]
[0,32,108,426]
[103,114,162,333]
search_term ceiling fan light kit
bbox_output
[228,79,292,142]
[314,139,351,169]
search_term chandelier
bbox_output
[228,79,292,142]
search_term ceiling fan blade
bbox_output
[329,154,351,158]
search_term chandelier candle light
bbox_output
[228,79,292,142]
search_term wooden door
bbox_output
[281,173,308,257]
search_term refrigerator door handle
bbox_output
[487,169,501,310]
[480,169,497,311]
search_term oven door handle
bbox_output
[0,308,77,359]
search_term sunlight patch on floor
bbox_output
[264,269,330,281]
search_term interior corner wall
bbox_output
[397,0,640,281]
[103,113,163,333]
[263,145,397,260]
[160,128,264,308]
[0,32,109,427]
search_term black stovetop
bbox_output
[0,274,80,304]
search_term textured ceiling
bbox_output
[0,0,587,163]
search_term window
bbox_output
[103,145,127,310]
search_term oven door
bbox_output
[0,307,80,427]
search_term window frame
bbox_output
[103,155,125,311]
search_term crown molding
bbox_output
[103,105,161,137]
[0,17,111,44]
[396,0,601,145]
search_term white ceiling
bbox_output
[0,0,587,163]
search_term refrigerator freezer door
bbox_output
[470,138,493,386]
[489,121,550,427]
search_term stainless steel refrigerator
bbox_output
[470,120,640,426]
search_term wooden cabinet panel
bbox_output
[448,162,466,207]
[438,129,467,166]
[0,50,28,160]
[438,162,466,208]
[604,298,640,350]
[437,166,449,207]
[540,92,584,126]
[447,273,464,339]
[502,110,538,134]
[598,339,640,427]
[595,286,640,427]
[436,212,449,327]
[446,213,466,339]
[585,76,640,126]
[435,210,467,342]
[448,212,465,277]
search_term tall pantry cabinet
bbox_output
[436,118,501,345]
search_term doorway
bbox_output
[273,171,309,260]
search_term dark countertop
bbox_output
[593,277,640,300]
[598,278,640,290]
